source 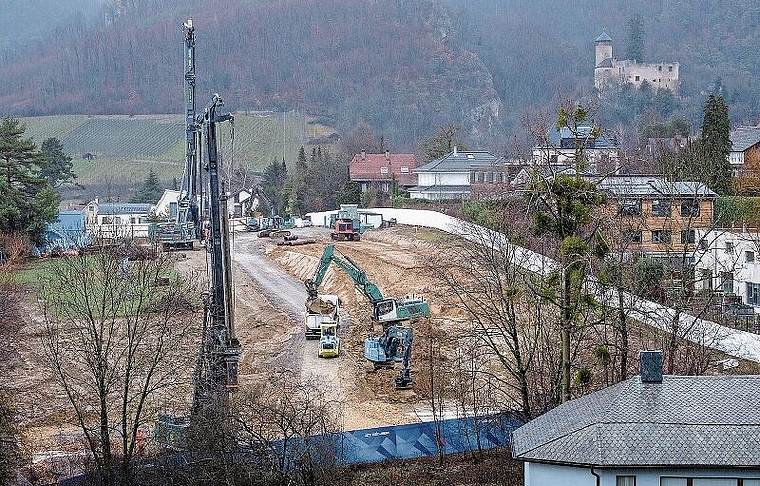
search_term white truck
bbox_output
[304,294,340,340]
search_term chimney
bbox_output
[385,149,390,161]
[361,150,366,160]
[639,350,663,383]
[453,145,458,156]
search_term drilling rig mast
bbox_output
[154,18,201,249]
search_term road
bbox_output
[230,228,352,412]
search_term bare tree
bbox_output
[429,221,551,418]
[233,370,342,486]
[40,248,198,486]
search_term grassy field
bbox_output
[18,112,337,203]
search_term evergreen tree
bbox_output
[0,116,60,242]
[130,169,164,203]
[40,137,76,187]
[624,13,645,62]
[261,158,288,215]
[699,94,732,195]
[286,146,309,215]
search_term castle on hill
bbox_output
[594,31,679,92]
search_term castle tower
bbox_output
[594,31,614,90]
[595,31,613,66]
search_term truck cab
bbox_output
[305,294,340,339]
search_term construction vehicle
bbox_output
[330,204,361,241]
[305,293,340,339]
[153,18,201,250]
[365,326,414,389]
[155,20,240,447]
[304,243,429,388]
[331,217,360,241]
[305,244,429,326]
[257,216,292,238]
[317,321,341,358]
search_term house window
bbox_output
[698,238,708,250]
[701,269,713,291]
[748,282,760,306]
[114,216,122,225]
[652,199,671,217]
[652,230,671,244]
[721,272,734,294]
[747,251,755,263]
[680,200,700,217]
[668,65,673,72]
[681,229,695,244]
[635,75,640,81]
[726,241,735,254]
[620,199,642,216]
[380,166,389,175]
[623,230,643,244]
[400,166,409,173]
[658,65,662,71]
[616,476,636,486]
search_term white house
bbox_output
[408,148,501,200]
[695,229,760,312]
[86,201,153,241]
[532,124,619,169]
[512,350,760,486]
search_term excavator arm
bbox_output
[305,244,385,302]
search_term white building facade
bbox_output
[695,229,760,310]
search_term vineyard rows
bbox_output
[19,112,325,187]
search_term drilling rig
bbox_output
[155,20,240,448]
[191,93,240,418]
[154,18,202,250]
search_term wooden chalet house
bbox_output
[597,176,718,262]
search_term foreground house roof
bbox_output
[512,374,760,467]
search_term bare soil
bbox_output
[2,224,457,466]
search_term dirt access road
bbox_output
[216,224,453,430]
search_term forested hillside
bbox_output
[2,0,760,151]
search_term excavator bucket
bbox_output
[364,337,388,363]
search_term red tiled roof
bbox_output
[349,152,421,186]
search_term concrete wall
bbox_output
[525,463,596,486]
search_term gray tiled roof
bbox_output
[97,203,153,215]
[730,126,760,153]
[511,375,760,467]
[415,151,500,173]
[595,32,612,43]
[596,58,613,68]
[596,176,717,198]
[545,125,618,149]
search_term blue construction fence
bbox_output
[57,413,523,484]
[333,412,523,465]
